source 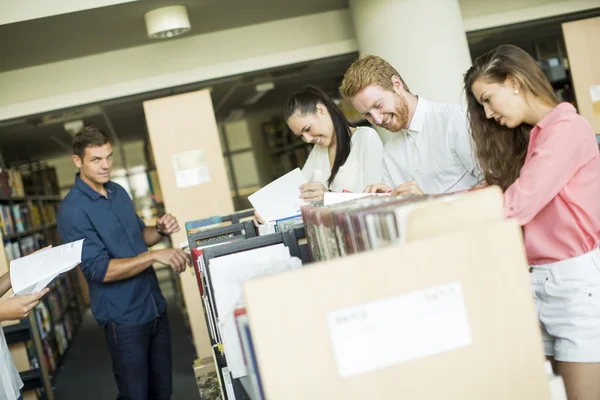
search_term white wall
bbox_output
[460,0,600,31]
[0,0,138,25]
[0,10,357,121]
[0,1,595,120]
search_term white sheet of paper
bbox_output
[248,168,308,222]
[209,244,302,378]
[323,192,389,206]
[10,239,84,296]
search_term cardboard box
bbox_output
[244,219,549,399]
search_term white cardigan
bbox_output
[301,126,383,193]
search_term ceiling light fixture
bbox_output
[144,5,191,40]
[64,120,85,137]
[243,82,275,106]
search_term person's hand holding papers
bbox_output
[0,246,52,321]
[0,289,49,320]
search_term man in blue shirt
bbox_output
[57,126,190,400]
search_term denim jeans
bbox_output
[104,313,172,400]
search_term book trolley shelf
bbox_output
[186,210,310,399]
[0,188,85,399]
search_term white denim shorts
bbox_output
[530,248,600,362]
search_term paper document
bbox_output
[10,239,84,296]
[248,168,308,222]
[323,192,389,206]
[209,244,302,378]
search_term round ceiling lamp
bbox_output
[144,5,191,39]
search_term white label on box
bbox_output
[327,281,472,377]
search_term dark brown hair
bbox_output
[72,126,111,160]
[464,44,558,190]
[284,85,352,186]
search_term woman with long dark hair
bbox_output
[465,44,600,399]
[284,85,383,202]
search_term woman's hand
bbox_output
[253,210,265,227]
[299,181,328,203]
[0,288,49,321]
[364,183,392,194]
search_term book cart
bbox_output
[187,210,310,400]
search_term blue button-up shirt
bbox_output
[57,174,166,326]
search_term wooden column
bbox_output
[143,89,234,359]
[563,16,600,133]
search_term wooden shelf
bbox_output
[4,222,57,241]
[5,320,31,345]
[0,194,61,202]
[20,368,43,391]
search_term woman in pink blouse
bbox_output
[465,44,600,399]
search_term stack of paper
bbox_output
[248,168,309,222]
[208,244,302,378]
[10,239,84,296]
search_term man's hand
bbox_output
[253,210,265,227]
[154,248,190,274]
[299,181,328,203]
[392,181,424,196]
[157,214,180,235]
[364,183,392,194]
[0,289,49,321]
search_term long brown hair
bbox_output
[464,44,558,190]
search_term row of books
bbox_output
[0,166,61,198]
[20,166,60,196]
[0,202,58,237]
[32,273,84,376]
[0,168,25,198]
[4,232,50,260]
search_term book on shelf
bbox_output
[186,216,224,234]
[0,204,14,235]
[234,307,264,400]
[300,187,505,262]
[256,214,304,236]
[0,168,25,198]
[4,233,48,261]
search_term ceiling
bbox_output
[0,0,352,166]
[0,52,358,165]
[1,1,598,166]
[0,0,348,73]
